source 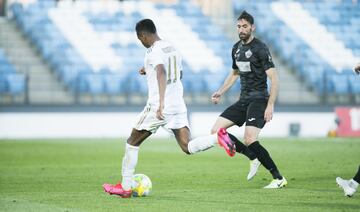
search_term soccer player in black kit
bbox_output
[335,64,360,197]
[336,166,360,197]
[213,11,287,188]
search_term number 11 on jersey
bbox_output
[167,56,177,84]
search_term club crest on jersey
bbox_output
[235,49,240,57]
[245,49,252,58]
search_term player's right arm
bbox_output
[139,67,146,75]
[156,64,166,120]
[211,69,240,104]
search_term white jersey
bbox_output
[144,40,187,114]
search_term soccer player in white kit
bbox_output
[102,19,235,198]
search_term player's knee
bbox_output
[244,138,256,146]
[126,138,140,146]
[243,135,256,145]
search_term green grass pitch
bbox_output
[1,138,360,211]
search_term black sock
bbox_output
[248,141,282,180]
[228,133,257,160]
[354,166,360,184]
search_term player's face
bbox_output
[237,19,253,41]
[137,32,150,48]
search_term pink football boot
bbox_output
[103,183,132,198]
[217,128,236,157]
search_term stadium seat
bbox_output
[0,74,7,93]
[104,74,127,95]
[5,74,26,95]
[330,75,349,95]
[127,74,147,95]
[348,76,360,94]
[203,73,224,92]
[182,73,207,93]
[0,49,25,96]
[78,74,105,94]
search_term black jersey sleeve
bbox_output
[231,42,239,70]
[258,46,275,71]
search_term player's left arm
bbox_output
[259,46,277,123]
[265,68,278,122]
[156,64,166,120]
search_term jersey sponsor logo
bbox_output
[248,118,256,121]
[236,61,251,72]
[245,49,252,58]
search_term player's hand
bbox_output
[211,91,222,104]
[156,105,165,120]
[139,67,146,75]
[354,63,360,75]
[264,104,274,123]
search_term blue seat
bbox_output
[0,74,7,93]
[38,0,56,9]
[0,64,16,74]
[79,74,105,94]
[5,73,26,95]
[330,75,349,95]
[58,66,81,90]
[127,74,147,94]
[104,74,127,94]
[203,73,223,92]
[348,76,360,94]
[182,74,207,93]
[0,49,5,58]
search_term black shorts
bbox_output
[220,99,268,128]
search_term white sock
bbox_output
[187,134,217,154]
[121,143,139,190]
[350,179,359,189]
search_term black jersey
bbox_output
[231,38,275,101]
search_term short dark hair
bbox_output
[135,19,157,34]
[237,10,254,25]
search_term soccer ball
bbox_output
[131,174,152,197]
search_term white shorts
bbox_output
[133,105,189,133]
